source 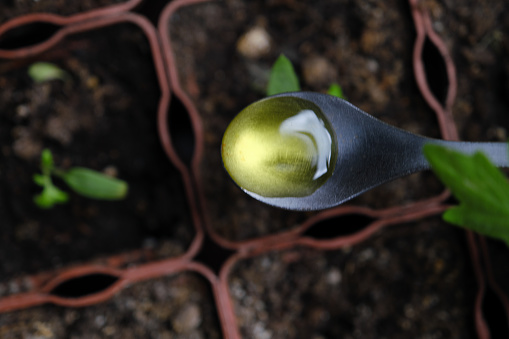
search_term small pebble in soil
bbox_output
[366,58,380,72]
[302,56,337,87]
[326,268,342,285]
[86,76,100,89]
[33,321,54,338]
[487,126,507,141]
[172,303,202,333]
[237,26,271,59]
[253,322,272,339]
[8,281,20,294]
[16,104,31,118]
[12,127,41,160]
[102,326,116,336]
[102,165,119,178]
[94,315,107,328]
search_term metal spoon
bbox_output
[222,92,509,211]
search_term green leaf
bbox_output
[60,167,128,200]
[28,62,69,83]
[33,179,69,209]
[444,206,509,247]
[424,143,509,244]
[424,144,509,212]
[327,83,346,99]
[33,174,46,187]
[267,54,300,96]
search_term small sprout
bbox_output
[33,174,70,209]
[327,83,346,99]
[28,62,69,83]
[267,55,347,100]
[33,149,69,208]
[266,54,300,96]
[33,149,128,209]
[424,143,509,246]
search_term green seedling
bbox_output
[327,83,346,99]
[34,149,128,209]
[28,62,69,83]
[267,54,300,96]
[424,143,509,246]
[267,54,346,99]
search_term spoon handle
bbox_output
[431,140,509,167]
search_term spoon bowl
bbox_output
[222,92,509,211]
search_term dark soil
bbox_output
[0,0,507,338]
[0,23,194,291]
[229,218,476,339]
[424,0,509,142]
[0,273,222,339]
[168,0,446,243]
[166,0,508,337]
[0,0,128,24]
[423,3,509,335]
[482,238,509,338]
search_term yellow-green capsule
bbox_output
[221,97,337,198]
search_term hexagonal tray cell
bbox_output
[0,272,222,338]
[0,0,142,25]
[423,0,509,143]
[0,16,196,294]
[160,0,446,244]
[227,217,477,338]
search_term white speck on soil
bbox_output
[326,268,342,285]
[172,303,202,333]
[237,26,271,59]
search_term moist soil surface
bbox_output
[0,0,508,338]
[0,23,194,290]
[168,0,447,243]
[168,0,508,338]
[229,218,475,339]
[0,273,222,339]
